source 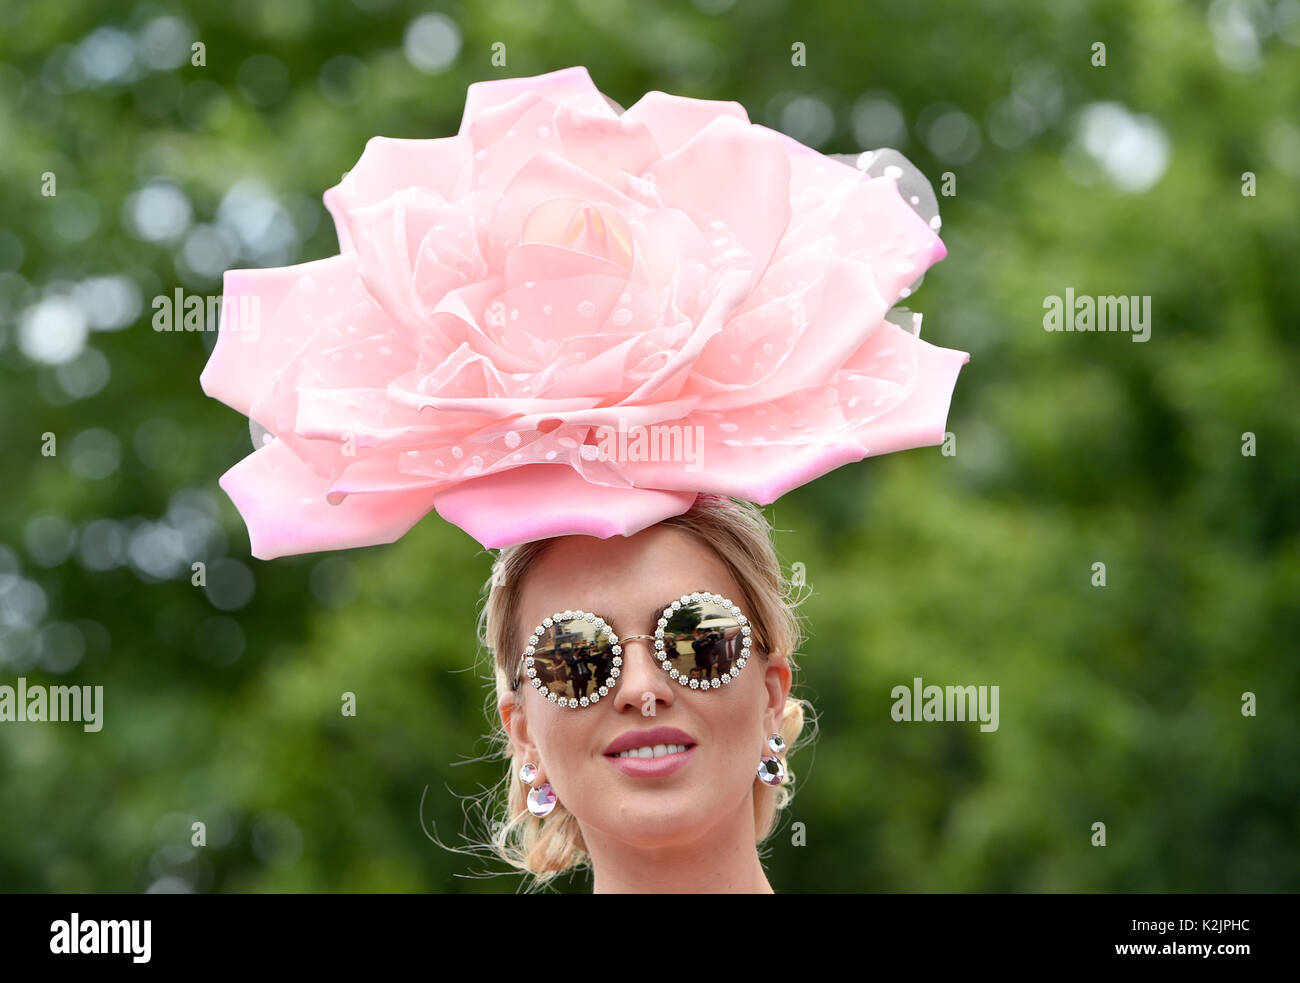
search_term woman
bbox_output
[198,66,967,892]
[479,495,807,892]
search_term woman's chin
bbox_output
[583,789,742,849]
[591,814,711,851]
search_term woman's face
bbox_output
[501,525,791,850]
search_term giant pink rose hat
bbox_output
[200,66,970,558]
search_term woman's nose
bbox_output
[613,636,675,712]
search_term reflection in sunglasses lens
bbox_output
[525,617,618,708]
[658,598,747,689]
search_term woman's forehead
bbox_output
[515,526,743,632]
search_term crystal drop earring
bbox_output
[519,761,557,817]
[757,733,787,787]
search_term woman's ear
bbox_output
[500,693,536,763]
[763,651,792,733]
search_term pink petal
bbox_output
[199,254,360,419]
[324,136,474,253]
[432,463,696,548]
[754,123,828,166]
[694,258,889,410]
[747,138,946,311]
[852,334,969,457]
[503,150,640,217]
[554,106,660,184]
[628,208,710,289]
[624,335,969,503]
[420,280,535,371]
[458,66,613,137]
[391,389,603,418]
[328,453,447,494]
[647,115,791,289]
[622,90,750,157]
[509,394,701,432]
[753,335,968,499]
[463,94,569,193]
[624,267,753,405]
[503,241,630,301]
[496,250,635,353]
[220,438,440,560]
[293,387,428,444]
[825,175,945,307]
[345,188,485,329]
[507,336,643,401]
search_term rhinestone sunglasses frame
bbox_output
[515,591,755,709]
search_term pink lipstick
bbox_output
[604,726,697,778]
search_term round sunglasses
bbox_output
[514,591,756,708]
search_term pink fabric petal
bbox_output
[622,90,750,157]
[432,463,696,548]
[345,188,488,329]
[328,453,445,494]
[459,66,613,136]
[648,115,791,288]
[755,123,828,166]
[852,334,969,456]
[508,395,701,432]
[293,387,429,445]
[324,136,474,253]
[625,335,969,502]
[694,259,889,410]
[200,254,361,419]
[554,105,660,184]
[503,149,641,217]
[220,438,440,560]
[463,94,573,194]
[623,267,751,405]
[627,208,710,289]
[419,280,535,371]
[502,243,630,312]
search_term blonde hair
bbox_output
[473,496,814,888]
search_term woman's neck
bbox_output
[582,800,774,894]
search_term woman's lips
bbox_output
[606,744,697,778]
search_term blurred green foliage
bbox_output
[0,0,1296,892]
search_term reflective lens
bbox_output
[519,594,753,709]
[654,592,750,690]
[522,612,621,709]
